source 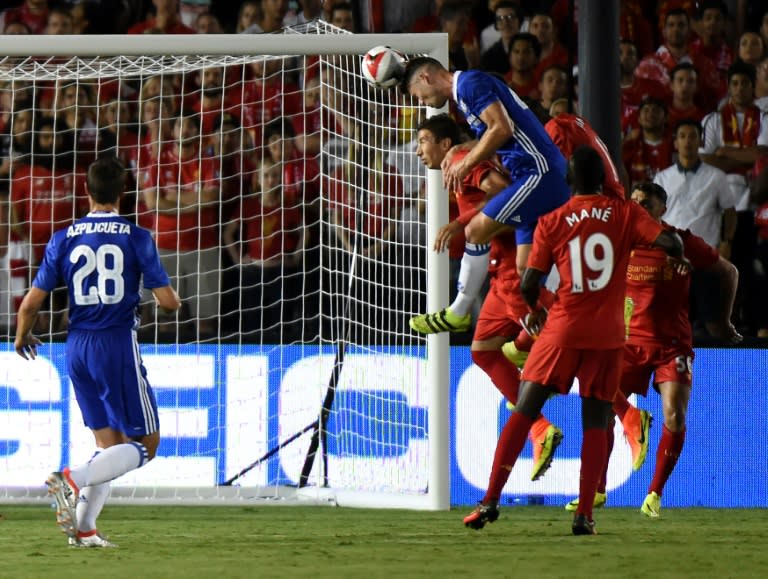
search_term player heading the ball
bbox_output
[400,57,570,335]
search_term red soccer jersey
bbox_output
[237,196,303,262]
[622,135,674,185]
[626,224,718,348]
[150,149,220,251]
[545,114,626,200]
[11,165,87,263]
[528,195,664,349]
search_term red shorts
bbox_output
[474,281,524,341]
[620,343,694,396]
[521,340,624,402]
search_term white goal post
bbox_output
[0,26,451,510]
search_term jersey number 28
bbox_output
[567,233,614,293]
[70,244,125,305]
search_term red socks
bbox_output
[577,428,608,519]
[649,426,686,496]
[471,350,521,404]
[482,412,534,503]
[613,391,630,421]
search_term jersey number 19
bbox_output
[567,233,614,293]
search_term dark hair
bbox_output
[665,7,690,25]
[87,156,126,204]
[673,118,702,137]
[568,145,605,194]
[416,113,462,145]
[698,0,727,19]
[399,56,442,94]
[331,2,353,18]
[727,60,756,86]
[510,32,542,59]
[670,61,698,81]
[438,0,467,24]
[264,117,295,142]
[639,95,667,112]
[214,112,240,132]
[633,181,668,205]
[494,1,520,20]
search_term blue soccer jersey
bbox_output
[34,211,170,331]
[453,70,567,179]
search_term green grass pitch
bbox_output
[1,505,766,578]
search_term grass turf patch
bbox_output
[0,505,765,578]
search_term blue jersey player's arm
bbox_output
[15,232,62,358]
[133,227,181,312]
[443,79,515,193]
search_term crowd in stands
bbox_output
[0,0,767,344]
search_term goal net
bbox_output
[0,25,450,509]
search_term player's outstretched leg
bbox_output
[529,417,563,481]
[46,469,79,540]
[409,242,489,334]
[409,306,471,334]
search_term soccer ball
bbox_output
[361,45,407,90]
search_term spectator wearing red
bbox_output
[10,117,87,266]
[223,159,305,343]
[96,98,140,218]
[529,12,568,83]
[622,96,675,188]
[689,0,733,95]
[128,0,195,34]
[242,0,289,34]
[44,5,72,34]
[263,118,320,210]
[635,8,720,112]
[188,66,242,138]
[620,39,668,136]
[141,114,221,338]
[666,62,705,131]
[504,32,541,100]
[0,0,50,35]
[211,112,258,222]
[241,58,302,153]
[55,82,99,171]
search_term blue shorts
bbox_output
[482,169,570,245]
[66,329,159,437]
